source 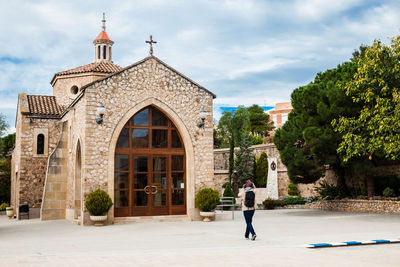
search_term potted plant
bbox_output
[6,206,14,219]
[0,202,9,215]
[195,188,220,222]
[85,189,113,226]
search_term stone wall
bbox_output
[306,199,400,214]
[52,73,109,108]
[12,103,61,215]
[213,144,345,199]
[41,121,68,220]
[80,57,214,223]
[214,144,289,198]
[63,96,87,223]
[214,144,283,170]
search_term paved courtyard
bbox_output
[1,209,400,266]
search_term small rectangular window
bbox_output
[37,134,45,154]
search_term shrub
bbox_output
[0,202,9,211]
[222,183,235,210]
[315,180,339,200]
[262,198,275,209]
[288,183,299,196]
[275,199,286,207]
[373,175,400,196]
[383,187,395,198]
[223,183,235,204]
[250,134,264,145]
[195,188,220,212]
[255,152,268,187]
[85,189,113,216]
[283,196,305,205]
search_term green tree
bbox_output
[234,133,254,184]
[232,106,250,146]
[213,128,223,149]
[0,114,7,137]
[217,107,250,177]
[222,182,236,205]
[255,152,269,187]
[274,60,362,186]
[247,104,274,137]
[217,111,235,176]
[334,36,400,162]
[288,183,300,196]
[0,133,15,157]
[0,116,11,204]
[216,112,232,149]
[0,157,11,204]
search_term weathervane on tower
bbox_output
[146,35,157,56]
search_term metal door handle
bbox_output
[151,185,158,195]
[144,186,151,195]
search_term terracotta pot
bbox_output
[90,215,107,226]
[199,211,215,222]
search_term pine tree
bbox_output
[234,133,254,184]
[255,152,269,187]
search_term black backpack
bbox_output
[244,191,255,208]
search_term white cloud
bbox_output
[293,0,363,20]
[177,29,205,41]
[1,0,400,128]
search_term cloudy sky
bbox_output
[1,0,400,133]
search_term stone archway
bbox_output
[108,98,196,219]
[74,140,82,219]
[114,106,186,217]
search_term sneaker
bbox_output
[245,236,249,240]
[251,235,257,241]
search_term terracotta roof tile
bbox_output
[54,61,122,77]
[27,95,64,116]
[95,31,111,41]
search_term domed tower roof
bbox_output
[93,13,114,62]
[95,30,111,41]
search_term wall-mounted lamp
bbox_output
[96,103,106,124]
[197,107,208,128]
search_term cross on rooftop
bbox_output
[146,35,157,56]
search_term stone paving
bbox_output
[1,209,400,266]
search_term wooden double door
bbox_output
[114,106,186,217]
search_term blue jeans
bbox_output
[243,210,256,238]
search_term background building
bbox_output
[268,102,293,133]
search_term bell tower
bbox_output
[93,13,114,62]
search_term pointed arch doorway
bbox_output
[114,106,186,217]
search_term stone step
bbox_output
[114,215,190,224]
[73,217,81,225]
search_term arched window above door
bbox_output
[116,106,183,150]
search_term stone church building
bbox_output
[11,16,215,225]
